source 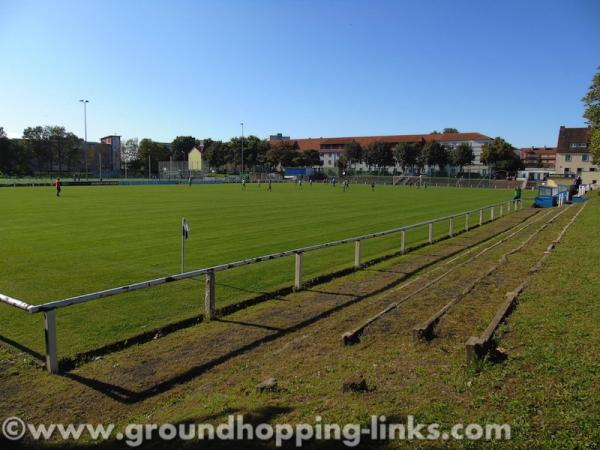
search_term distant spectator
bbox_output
[54,178,62,197]
[513,186,522,205]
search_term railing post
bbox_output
[205,270,216,320]
[500,204,504,217]
[294,252,303,290]
[43,310,59,374]
[465,213,469,231]
[428,223,433,243]
[491,207,495,221]
[479,208,483,226]
[354,240,361,268]
[449,217,454,237]
[401,231,406,254]
[507,201,511,213]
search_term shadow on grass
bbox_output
[61,264,425,404]
[215,318,284,332]
[0,333,44,362]
[57,226,482,371]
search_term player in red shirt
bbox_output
[54,178,62,197]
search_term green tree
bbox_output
[414,139,427,173]
[481,137,521,174]
[266,140,299,169]
[0,138,33,175]
[495,153,524,172]
[22,125,81,174]
[443,128,459,134]
[300,149,323,167]
[337,154,348,174]
[228,136,269,172]
[227,137,242,172]
[0,134,15,173]
[451,143,474,174]
[422,140,450,174]
[138,138,170,175]
[47,126,81,175]
[23,126,52,171]
[171,136,196,161]
[582,66,600,163]
[393,142,419,174]
[13,140,34,175]
[590,130,600,164]
[202,140,226,171]
[254,138,271,168]
[232,135,269,171]
[343,140,363,171]
[364,141,394,174]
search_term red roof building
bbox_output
[270,131,492,174]
[284,132,490,153]
[519,147,557,168]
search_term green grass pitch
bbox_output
[0,183,525,358]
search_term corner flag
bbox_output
[181,218,190,273]
[182,219,190,240]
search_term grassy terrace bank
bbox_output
[464,195,600,447]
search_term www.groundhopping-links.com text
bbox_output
[2,415,511,447]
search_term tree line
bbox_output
[340,137,522,175]
[0,126,82,176]
[0,125,523,177]
[121,135,323,175]
[0,129,324,176]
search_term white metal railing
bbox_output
[0,199,521,373]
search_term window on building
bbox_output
[582,154,589,162]
[564,168,570,175]
[565,154,572,161]
[569,143,587,149]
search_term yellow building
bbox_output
[188,147,203,171]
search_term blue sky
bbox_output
[1,0,599,147]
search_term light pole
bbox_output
[79,99,89,179]
[240,122,244,181]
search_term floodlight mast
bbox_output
[240,122,244,181]
[79,99,89,179]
